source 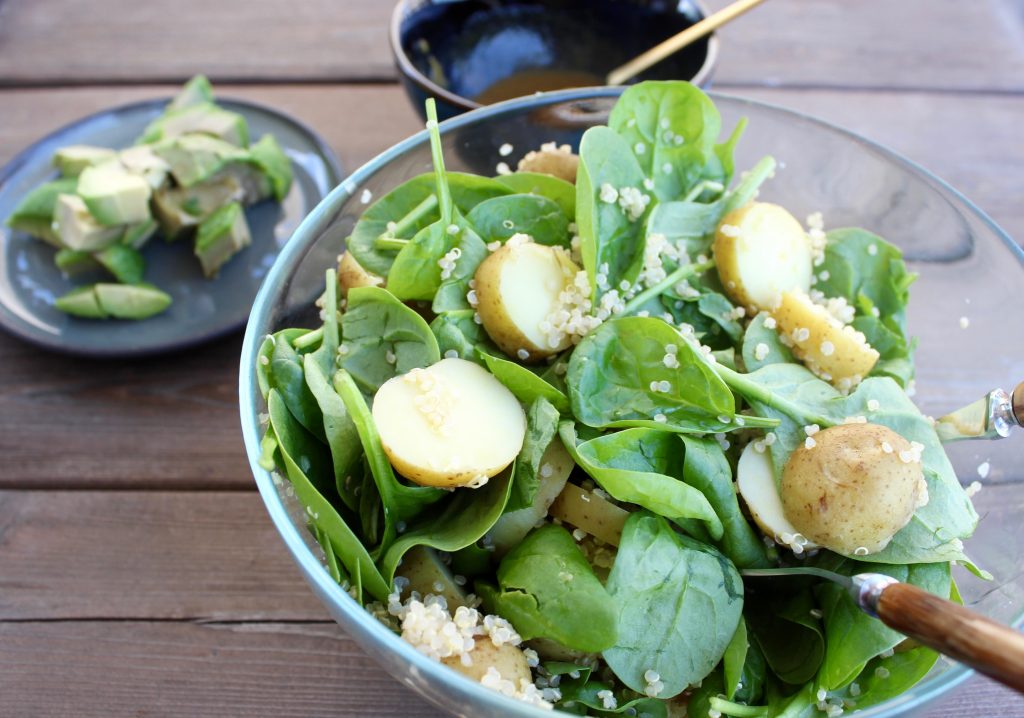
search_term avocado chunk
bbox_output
[122,217,158,250]
[118,145,170,190]
[53,194,123,251]
[55,248,101,275]
[154,133,244,187]
[95,283,172,319]
[54,285,108,318]
[139,102,250,148]
[77,161,152,226]
[245,134,293,201]
[167,75,215,113]
[95,244,145,284]
[53,145,117,177]
[152,176,244,240]
[195,202,251,277]
[5,177,78,246]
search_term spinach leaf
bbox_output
[481,352,570,413]
[741,312,793,372]
[746,588,825,686]
[576,126,650,298]
[496,171,576,220]
[558,680,668,718]
[333,368,447,552]
[266,390,390,602]
[339,286,440,396]
[257,328,307,400]
[508,398,561,512]
[466,193,571,247]
[666,289,743,350]
[268,331,325,442]
[431,223,488,312]
[837,644,939,710]
[724,619,749,700]
[607,81,726,201]
[560,422,723,539]
[604,512,744,698]
[479,524,617,652]
[348,171,510,277]
[429,309,504,364]
[567,316,772,433]
[378,465,512,583]
[678,435,769,568]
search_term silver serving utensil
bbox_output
[934,380,1024,442]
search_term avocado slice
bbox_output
[118,146,170,190]
[138,102,250,148]
[95,283,172,319]
[154,133,244,187]
[53,194,123,251]
[152,176,244,240]
[78,161,152,226]
[122,217,158,250]
[167,75,215,113]
[95,245,145,284]
[5,177,78,246]
[54,285,108,318]
[54,248,102,275]
[245,134,293,201]
[53,145,117,177]
[194,201,251,277]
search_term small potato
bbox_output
[442,637,532,685]
[771,290,879,389]
[337,250,384,298]
[526,637,591,663]
[396,545,466,609]
[548,483,630,546]
[713,202,813,311]
[372,358,526,488]
[474,239,580,362]
[736,442,817,553]
[516,143,579,184]
[781,423,929,555]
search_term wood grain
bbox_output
[0,0,1021,91]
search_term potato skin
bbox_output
[442,638,532,685]
[338,250,384,298]
[548,483,629,546]
[781,423,929,555]
[517,145,579,184]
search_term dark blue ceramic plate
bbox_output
[0,97,342,357]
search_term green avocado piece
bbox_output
[246,134,293,201]
[152,176,244,240]
[54,285,108,318]
[53,145,117,177]
[78,161,152,226]
[122,217,158,250]
[53,194,123,251]
[6,177,79,246]
[194,201,251,277]
[55,248,101,275]
[95,244,145,284]
[95,283,172,319]
[118,145,170,190]
[168,75,215,113]
[154,133,244,187]
[138,102,250,148]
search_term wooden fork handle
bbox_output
[876,581,1024,693]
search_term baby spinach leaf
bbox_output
[507,397,561,512]
[576,126,650,298]
[339,286,440,396]
[268,331,325,442]
[431,222,488,313]
[465,193,571,247]
[741,312,793,372]
[724,619,749,700]
[560,422,723,539]
[479,524,617,652]
[429,309,503,364]
[378,466,512,583]
[266,390,390,602]
[481,352,570,414]
[567,317,766,433]
[257,328,308,401]
[558,680,668,718]
[604,512,744,698]
[304,355,361,512]
[746,588,825,686]
[836,644,939,710]
[496,171,576,220]
[333,368,447,553]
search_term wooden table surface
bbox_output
[1,0,1022,715]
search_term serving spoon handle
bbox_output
[858,574,1024,692]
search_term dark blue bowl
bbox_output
[390,0,718,120]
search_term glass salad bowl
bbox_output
[239,88,1024,717]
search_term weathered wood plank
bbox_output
[0,620,1018,717]
[0,0,1021,91]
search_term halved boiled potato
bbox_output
[517,143,579,184]
[442,637,532,685]
[713,202,812,311]
[338,250,384,298]
[548,483,630,546]
[474,240,580,362]
[397,545,467,609]
[372,358,527,487]
[736,441,818,553]
[771,289,879,389]
[781,423,928,555]
[488,438,575,556]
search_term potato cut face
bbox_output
[372,358,527,488]
[548,483,630,546]
[736,442,817,554]
[781,423,928,555]
[714,202,812,311]
[338,250,384,297]
[474,241,580,360]
[772,290,880,389]
[442,638,532,685]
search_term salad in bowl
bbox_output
[250,82,985,717]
